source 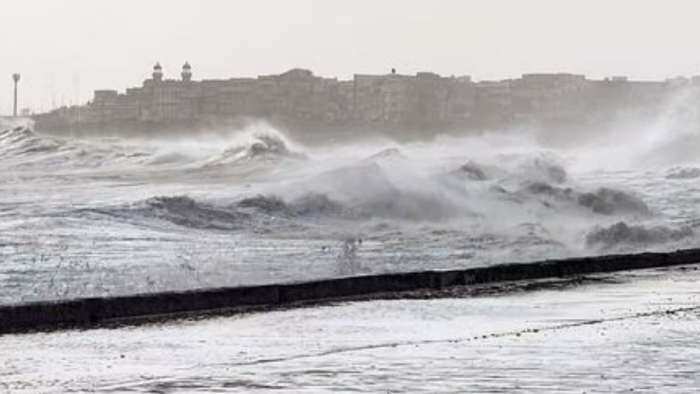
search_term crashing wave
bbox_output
[246,134,300,158]
[290,193,348,217]
[307,163,469,221]
[586,221,693,249]
[498,154,568,184]
[0,125,157,170]
[507,222,566,250]
[528,157,567,184]
[0,126,34,142]
[365,147,405,162]
[308,163,398,201]
[353,189,463,221]
[237,195,291,215]
[523,182,574,200]
[138,195,250,230]
[577,188,651,216]
[519,181,651,216]
[454,161,489,181]
[80,193,348,231]
[87,195,249,230]
[146,151,194,166]
[666,167,700,180]
[204,133,305,167]
[237,193,349,218]
[0,126,62,156]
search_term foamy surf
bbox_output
[1,119,700,304]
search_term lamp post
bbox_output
[12,73,20,117]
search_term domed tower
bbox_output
[181,62,192,82]
[152,62,163,82]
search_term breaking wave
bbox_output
[83,196,250,231]
[586,221,694,249]
[77,193,350,232]
[46,132,665,261]
[0,124,307,172]
[520,156,568,184]
[496,153,568,184]
[202,131,306,167]
[577,188,651,216]
[237,193,349,218]
[364,147,405,162]
[0,126,63,157]
[512,178,651,217]
[0,125,153,170]
[666,166,700,180]
[450,161,491,181]
[299,162,471,221]
[10,119,695,282]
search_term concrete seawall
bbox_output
[2,248,700,335]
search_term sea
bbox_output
[2,116,700,392]
[0,116,699,304]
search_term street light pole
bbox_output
[12,73,20,117]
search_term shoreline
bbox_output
[1,248,700,335]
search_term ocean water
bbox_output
[1,119,700,304]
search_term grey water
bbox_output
[2,116,700,305]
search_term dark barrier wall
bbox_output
[2,248,700,335]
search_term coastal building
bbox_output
[32,63,700,134]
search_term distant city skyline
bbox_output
[5,0,700,114]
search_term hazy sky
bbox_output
[4,0,700,113]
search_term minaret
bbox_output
[152,62,163,82]
[181,62,192,82]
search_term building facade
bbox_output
[33,63,700,134]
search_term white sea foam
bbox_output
[0,117,699,303]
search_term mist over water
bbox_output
[1,114,700,304]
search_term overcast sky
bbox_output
[3,0,700,113]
